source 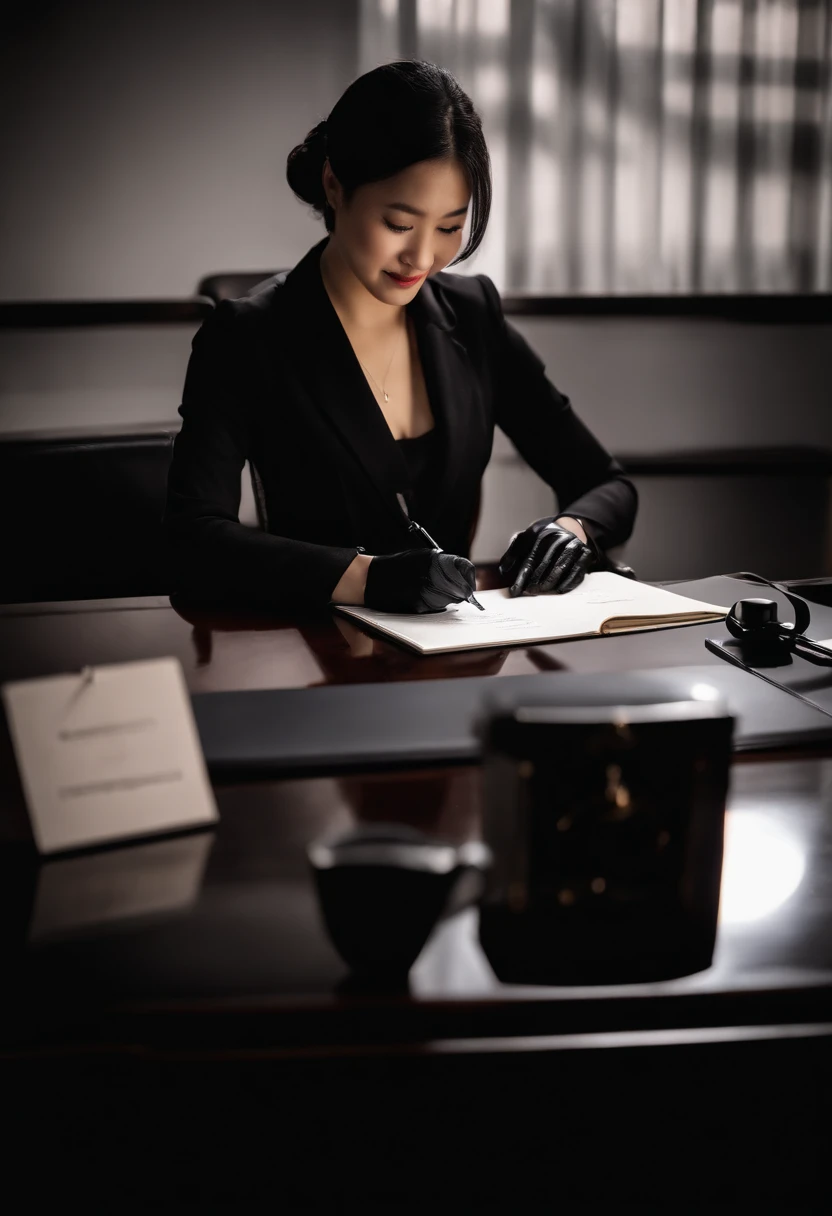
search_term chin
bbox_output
[372,279,400,301]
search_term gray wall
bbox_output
[1,1,358,299]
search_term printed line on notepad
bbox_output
[58,770,184,799]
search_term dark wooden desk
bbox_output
[0,579,732,695]
[2,757,831,1205]
[2,577,831,1204]
[3,571,829,697]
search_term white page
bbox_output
[335,571,727,655]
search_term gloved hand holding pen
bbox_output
[364,548,478,613]
[362,494,484,614]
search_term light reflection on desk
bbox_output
[719,810,807,925]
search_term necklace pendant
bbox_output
[383,392,389,402]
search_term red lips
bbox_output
[385,271,424,286]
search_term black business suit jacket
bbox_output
[164,235,637,609]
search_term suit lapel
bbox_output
[408,289,482,538]
[271,237,483,544]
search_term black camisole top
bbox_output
[395,426,442,521]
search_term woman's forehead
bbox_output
[366,158,470,209]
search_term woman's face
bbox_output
[322,156,471,303]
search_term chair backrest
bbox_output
[197,272,285,304]
[1,428,177,603]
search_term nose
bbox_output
[400,231,434,275]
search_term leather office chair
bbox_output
[0,429,177,603]
[197,272,282,303]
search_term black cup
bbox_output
[309,824,490,977]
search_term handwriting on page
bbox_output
[449,613,532,627]
[582,596,638,604]
[570,586,638,606]
[435,608,560,633]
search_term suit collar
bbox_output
[271,236,479,543]
[281,235,457,333]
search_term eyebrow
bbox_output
[385,203,469,218]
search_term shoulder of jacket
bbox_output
[430,268,496,304]
[201,276,286,336]
[427,269,502,326]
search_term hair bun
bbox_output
[307,119,328,144]
[286,118,330,209]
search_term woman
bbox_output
[164,60,637,614]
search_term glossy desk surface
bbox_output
[1,574,832,1059]
[0,573,747,695]
[1,757,830,1053]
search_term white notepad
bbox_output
[334,570,728,655]
[2,657,218,853]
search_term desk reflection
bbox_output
[6,759,830,1011]
[169,584,559,691]
[27,830,214,943]
[178,606,515,685]
[336,766,481,843]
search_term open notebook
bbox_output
[334,570,728,655]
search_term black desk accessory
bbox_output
[308,824,490,976]
[705,571,832,670]
[476,682,735,985]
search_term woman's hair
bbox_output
[286,60,491,266]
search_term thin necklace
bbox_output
[357,320,406,404]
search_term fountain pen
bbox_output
[396,493,485,611]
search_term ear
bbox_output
[321,158,341,211]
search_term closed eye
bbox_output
[384,219,463,235]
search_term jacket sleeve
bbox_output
[163,300,358,607]
[476,274,637,551]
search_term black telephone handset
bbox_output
[706,572,832,668]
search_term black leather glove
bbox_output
[364,549,477,614]
[497,517,596,597]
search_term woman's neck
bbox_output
[319,237,405,338]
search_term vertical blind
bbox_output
[359,0,832,293]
